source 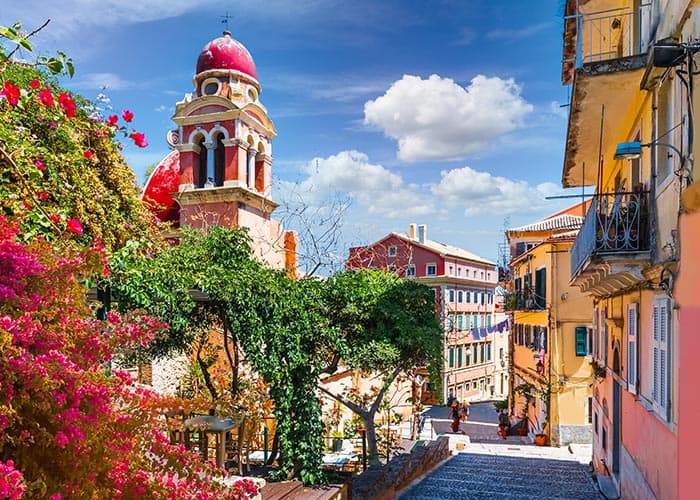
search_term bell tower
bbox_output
[143,32,296,273]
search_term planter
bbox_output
[534,433,547,446]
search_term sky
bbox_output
[2,0,583,270]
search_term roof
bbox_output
[392,233,496,266]
[508,213,583,233]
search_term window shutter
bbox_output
[659,298,669,414]
[457,314,463,330]
[593,307,599,359]
[601,306,608,365]
[575,327,587,356]
[449,348,454,368]
[627,303,638,394]
[652,301,659,406]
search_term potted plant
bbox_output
[331,430,344,452]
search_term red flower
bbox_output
[49,213,61,224]
[22,200,32,210]
[30,79,40,89]
[37,191,49,201]
[1,81,20,106]
[121,109,134,122]
[129,131,148,148]
[83,150,94,160]
[107,115,119,127]
[66,218,83,235]
[39,88,55,107]
[34,160,46,171]
[58,92,76,118]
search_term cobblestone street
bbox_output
[399,402,602,499]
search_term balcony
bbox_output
[504,290,545,312]
[570,191,651,296]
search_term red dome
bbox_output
[142,150,180,223]
[196,32,257,79]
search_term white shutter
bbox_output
[653,296,671,418]
[627,303,638,394]
[601,306,608,365]
[652,302,659,405]
[593,306,599,359]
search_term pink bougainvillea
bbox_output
[0,216,259,498]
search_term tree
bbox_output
[109,226,336,484]
[318,269,442,459]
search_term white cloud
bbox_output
[283,150,435,219]
[486,22,552,40]
[364,74,533,162]
[431,166,563,216]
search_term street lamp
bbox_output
[614,140,685,161]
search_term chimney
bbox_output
[409,223,417,240]
[417,224,426,244]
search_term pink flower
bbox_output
[66,218,83,235]
[30,79,41,89]
[39,88,55,107]
[1,81,20,107]
[129,132,148,148]
[107,115,119,127]
[21,200,32,210]
[83,150,94,160]
[58,92,76,118]
[55,431,69,448]
[34,160,46,171]
[121,109,134,122]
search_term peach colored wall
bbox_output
[676,210,700,500]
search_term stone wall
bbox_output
[552,423,592,446]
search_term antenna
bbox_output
[498,217,511,282]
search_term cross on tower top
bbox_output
[220,11,234,31]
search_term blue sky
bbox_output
[3,0,582,271]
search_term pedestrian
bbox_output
[498,408,509,439]
[450,401,461,433]
[460,400,470,422]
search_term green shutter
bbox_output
[457,314,463,330]
[457,347,463,367]
[575,326,587,356]
[449,348,454,368]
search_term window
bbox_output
[594,411,598,434]
[458,290,463,303]
[627,303,638,395]
[448,314,454,330]
[587,397,593,424]
[481,271,484,279]
[480,343,485,363]
[472,380,478,390]
[575,326,588,356]
[593,306,599,359]
[457,268,462,276]
[473,270,477,278]
[652,296,671,418]
[487,343,492,361]
[601,306,608,365]
[387,245,397,257]
[426,263,437,276]
[466,291,471,303]
[656,78,675,184]
[406,265,416,278]
[449,289,455,302]
[457,314,463,331]
[487,315,491,327]
[480,292,485,305]
[457,346,463,367]
[449,348,454,368]
[473,315,478,328]
[388,264,397,273]
[535,267,546,308]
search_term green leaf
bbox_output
[46,58,63,74]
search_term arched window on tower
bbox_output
[196,136,207,189]
[255,143,265,192]
[214,134,225,187]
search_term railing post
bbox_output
[263,426,268,464]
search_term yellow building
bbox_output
[561,1,699,497]
[506,202,594,446]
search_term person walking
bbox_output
[450,401,461,433]
[498,408,509,439]
[460,400,470,422]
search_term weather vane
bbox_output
[220,11,234,32]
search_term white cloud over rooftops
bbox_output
[363,74,533,162]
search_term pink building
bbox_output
[347,224,508,404]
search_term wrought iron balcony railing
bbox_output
[571,191,650,278]
[504,290,546,312]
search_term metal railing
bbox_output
[571,191,650,277]
[566,3,654,67]
[503,290,546,311]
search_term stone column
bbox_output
[247,149,257,190]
